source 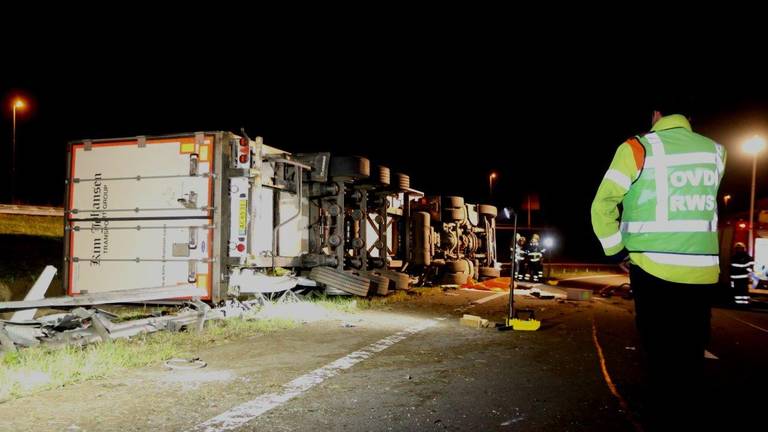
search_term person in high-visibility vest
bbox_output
[527,233,545,282]
[591,102,726,424]
[513,234,527,280]
[730,242,754,306]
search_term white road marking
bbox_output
[461,288,503,293]
[558,274,626,282]
[591,317,644,432]
[727,315,768,334]
[189,319,439,432]
[471,292,508,305]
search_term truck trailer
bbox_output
[63,132,498,302]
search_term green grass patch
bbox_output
[311,287,443,312]
[0,317,297,401]
[0,214,63,237]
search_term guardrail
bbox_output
[500,262,622,275]
[0,204,64,217]
[545,262,620,274]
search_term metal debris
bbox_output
[0,283,289,351]
[164,358,208,370]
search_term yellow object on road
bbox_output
[505,317,541,331]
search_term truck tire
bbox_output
[478,267,501,279]
[443,208,466,222]
[468,259,477,280]
[330,156,370,179]
[362,271,391,295]
[441,272,468,285]
[445,259,469,274]
[443,196,464,208]
[394,173,410,190]
[412,212,431,266]
[325,287,353,296]
[377,269,411,290]
[478,204,498,219]
[374,165,391,185]
[310,267,371,296]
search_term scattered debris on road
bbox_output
[0,266,298,352]
[459,314,492,328]
[164,357,208,370]
[566,288,593,301]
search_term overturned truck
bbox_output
[63,132,498,302]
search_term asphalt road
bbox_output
[2,277,766,431]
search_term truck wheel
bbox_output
[361,271,391,295]
[330,156,371,179]
[443,208,466,222]
[374,165,391,185]
[445,259,469,274]
[441,272,468,285]
[394,173,410,190]
[443,196,464,208]
[478,204,498,219]
[325,286,353,296]
[377,269,411,290]
[478,267,501,279]
[310,267,371,296]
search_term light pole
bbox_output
[743,135,766,256]
[489,172,497,198]
[11,98,25,204]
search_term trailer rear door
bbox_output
[65,135,216,299]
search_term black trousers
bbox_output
[630,264,715,426]
[731,278,749,303]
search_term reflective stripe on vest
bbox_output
[604,169,632,190]
[644,252,719,267]
[598,231,622,249]
[621,220,717,233]
[644,152,718,169]
[646,133,669,223]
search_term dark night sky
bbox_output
[2,35,767,261]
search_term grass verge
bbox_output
[0,214,63,238]
[0,286,439,401]
[0,317,296,402]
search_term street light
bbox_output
[743,135,766,256]
[12,98,26,204]
[543,237,554,249]
[489,172,497,198]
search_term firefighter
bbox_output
[591,101,726,426]
[730,242,753,306]
[527,233,544,282]
[513,234,527,280]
